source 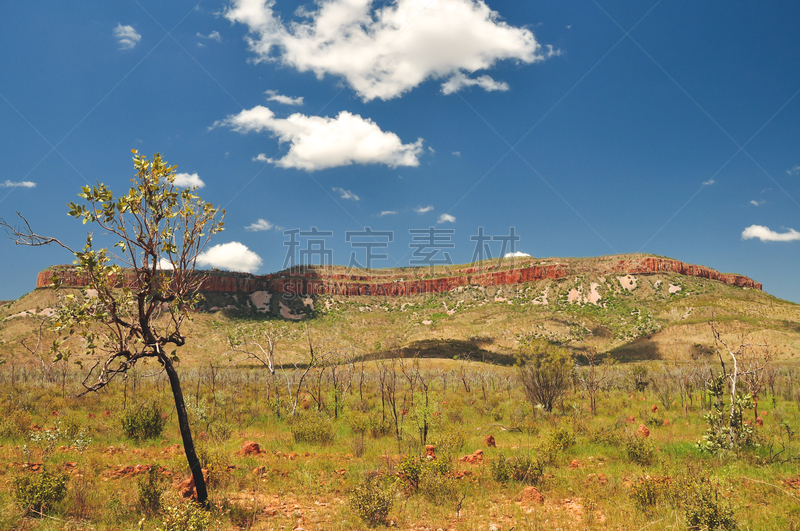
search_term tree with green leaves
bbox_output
[1,150,224,506]
[517,340,574,413]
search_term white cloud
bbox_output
[786,166,800,175]
[114,24,141,49]
[415,205,434,214]
[437,213,456,223]
[173,172,206,188]
[253,153,269,162]
[265,90,304,106]
[197,241,263,272]
[749,200,765,207]
[741,225,800,242]
[452,151,461,156]
[441,72,509,95]
[158,258,174,270]
[216,105,423,171]
[332,187,360,201]
[225,0,555,101]
[702,179,715,186]
[378,210,397,217]
[504,251,530,258]
[197,30,222,42]
[0,180,36,188]
[245,218,274,231]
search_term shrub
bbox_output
[290,412,335,445]
[630,475,672,512]
[491,453,545,485]
[13,468,69,515]
[429,429,466,457]
[121,401,167,441]
[398,455,423,493]
[549,427,576,451]
[419,466,458,505]
[137,466,167,516]
[683,477,737,530]
[0,411,31,439]
[517,341,574,412]
[157,500,214,531]
[349,473,394,527]
[625,436,656,466]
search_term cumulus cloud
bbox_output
[197,241,263,272]
[749,200,765,207]
[215,105,423,171]
[332,187,360,201]
[786,165,800,175]
[158,258,175,270]
[702,179,715,186]
[504,251,530,258]
[265,90,304,106]
[378,210,397,217]
[245,218,274,231]
[415,205,434,214]
[741,225,800,242]
[173,173,205,188]
[441,72,509,95]
[224,0,555,101]
[114,24,141,49]
[0,180,36,188]
[437,213,456,223]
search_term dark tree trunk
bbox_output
[163,356,208,507]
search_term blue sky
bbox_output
[1,0,799,302]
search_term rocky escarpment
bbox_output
[36,254,762,296]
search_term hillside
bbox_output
[2,253,798,366]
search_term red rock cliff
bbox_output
[36,255,761,295]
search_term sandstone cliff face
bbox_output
[36,256,762,295]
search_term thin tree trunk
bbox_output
[163,357,208,507]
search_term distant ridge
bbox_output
[37,253,762,296]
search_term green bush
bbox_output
[290,412,335,444]
[491,453,545,485]
[137,466,166,516]
[625,436,656,466]
[0,411,31,439]
[121,401,167,441]
[630,475,672,512]
[398,455,423,493]
[549,427,576,451]
[349,473,394,527]
[13,468,69,515]
[419,466,458,505]
[157,500,214,531]
[683,477,737,530]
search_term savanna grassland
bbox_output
[1,267,800,530]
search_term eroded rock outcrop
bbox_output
[36,255,762,297]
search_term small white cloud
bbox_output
[253,153,269,162]
[114,24,141,50]
[437,213,456,224]
[378,210,397,217]
[265,90,304,106]
[158,258,174,270]
[415,205,434,214]
[741,225,800,242]
[173,172,205,188]
[786,166,800,175]
[441,72,510,95]
[0,180,36,188]
[702,179,715,186]
[504,251,530,258]
[245,218,274,231]
[332,187,360,201]
[197,30,222,42]
[452,151,461,157]
[216,106,423,171]
[749,200,765,207]
[197,241,263,272]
